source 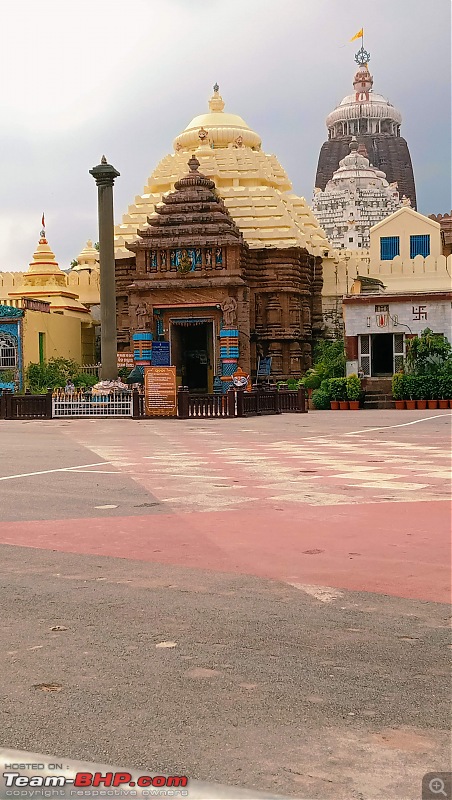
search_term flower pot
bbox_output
[416,400,427,410]
[395,400,405,410]
[348,400,360,410]
[330,401,339,410]
[339,401,349,410]
[406,400,416,410]
[427,400,438,410]
[438,399,449,409]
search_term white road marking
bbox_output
[0,462,112,481]
[287,582,343,603]
[94,505,118,509]
[344,413,452,436]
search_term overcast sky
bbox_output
[1,0,450,271]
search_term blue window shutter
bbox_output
[380,236,400,260]
[410,235,430,258]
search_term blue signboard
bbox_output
[151,341,171,366]
[257,357,272,376]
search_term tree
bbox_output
[312,339,346,379]
[406,329,452,375]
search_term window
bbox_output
[380,236,400,260]
[410,234,430,258]
[375,305,389,312]
[38,332,46,365]
[349,237,354,243]
[0,339,16,367]
[359,334,371,376]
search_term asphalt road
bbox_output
[1,546,450,799]
[0,411,451,799]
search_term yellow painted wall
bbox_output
[370,208,442,263]
[22,311,94,367]
[67,271,100,306]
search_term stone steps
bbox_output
[364,390,395,410]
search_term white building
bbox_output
[312,138,408,250]
[343,289,452,377]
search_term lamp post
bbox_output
[90,156,120,381]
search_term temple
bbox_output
[115,86,333,389]
[312,137,409,250]
[315,48,416,208]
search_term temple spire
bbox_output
[209,83,225,113]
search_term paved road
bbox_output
[0,410,450,799]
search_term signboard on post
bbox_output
[117,352,134,369]
[144,366,177,417]
[151,341,171,366]
[257,356,272,377]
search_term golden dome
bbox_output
[72,239,99,271]
[173,84,262,152]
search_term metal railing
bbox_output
[0,389,52,419]
[81,363,102,376]
[52,390,133,417]
[0,388,306,421]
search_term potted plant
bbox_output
[392,372,406,410]
[329,377,347,409]
[438,375,450,409]
[346,374,361,410]
[302,371,321,397]
[312,388,331,410]
[328,378,339,410]
[414,376,428,410]
[444,375,452,409]
[405,376,416,410]
[427,376,439,409]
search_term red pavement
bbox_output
[0,499,449,603]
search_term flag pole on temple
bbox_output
[41,212,45,239]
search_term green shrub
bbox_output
[392,372,408,400]
[346,374,361,401]
[302,371,321,390]
[312,389,331,410]
[426,375,440,400]
[407,375,427,400]
[26,357,94,392]
[73,373,98,388]
[329,377,347,401]
[287,378,303,390]
[0,368,16,383]
[439,375,452,399]
[319,379,332,399]
[312,339,346,380]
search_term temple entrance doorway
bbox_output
[371,333,393,376]
[171,320,213,393]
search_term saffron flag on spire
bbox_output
[350,28,363,42]
[41,212,45,228]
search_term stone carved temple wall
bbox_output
[116,157,322,385]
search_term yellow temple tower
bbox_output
[10,233,93,320]
[7,230,96,365]
[115,85,331,260]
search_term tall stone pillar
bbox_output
[90,156,120,381]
